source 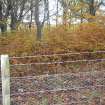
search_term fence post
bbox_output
[1,55,10,105]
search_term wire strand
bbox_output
[10,69,105,80]
[10,50,105,59]
[10,58,105,66]
[10,85,105,97]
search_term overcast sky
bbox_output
[24,0,62,24]
[23,0,105,24]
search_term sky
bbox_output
[24,0,62,24]
[9,0,105,25]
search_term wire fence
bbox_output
[9,50,105,59]
[1,51,105,105]
[10,70,105,105]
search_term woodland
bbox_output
[0,0,105,56]
[1,1,105,105]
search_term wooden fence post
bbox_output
[1,55,10,105]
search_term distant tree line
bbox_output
[0,0,105,40]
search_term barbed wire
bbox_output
[52,101,91,105]
[11,101,89,105]
[10,69,105,80]
[51,102,89,105]
[10,85,105,97]
[1,52,105,104]
[10,58,105,66]
[10,50,105,59]
[0,85,104,98]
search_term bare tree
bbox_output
[56,0,59,26]
[29,0,33,31]
[59,0,69,26]
[0,0,12,33]
[34,0,49,40]
[10,0,29,30]
[46,0,50,29]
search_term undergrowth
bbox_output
[0,23,105,56]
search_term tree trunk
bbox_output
[10,21,17,31]
[89,0,96,16]
[89,6,96,16]
[35,0,43,40]
[34,0,47,40]
[46,0,50,30]
[56,0,59,27]
[0,1,7,33]
[63,9,68,26]
[10,14,17,31]
[81,9,83,23]
[0,23,7,33]
[29,9,33,31]
[36,25,43,40]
